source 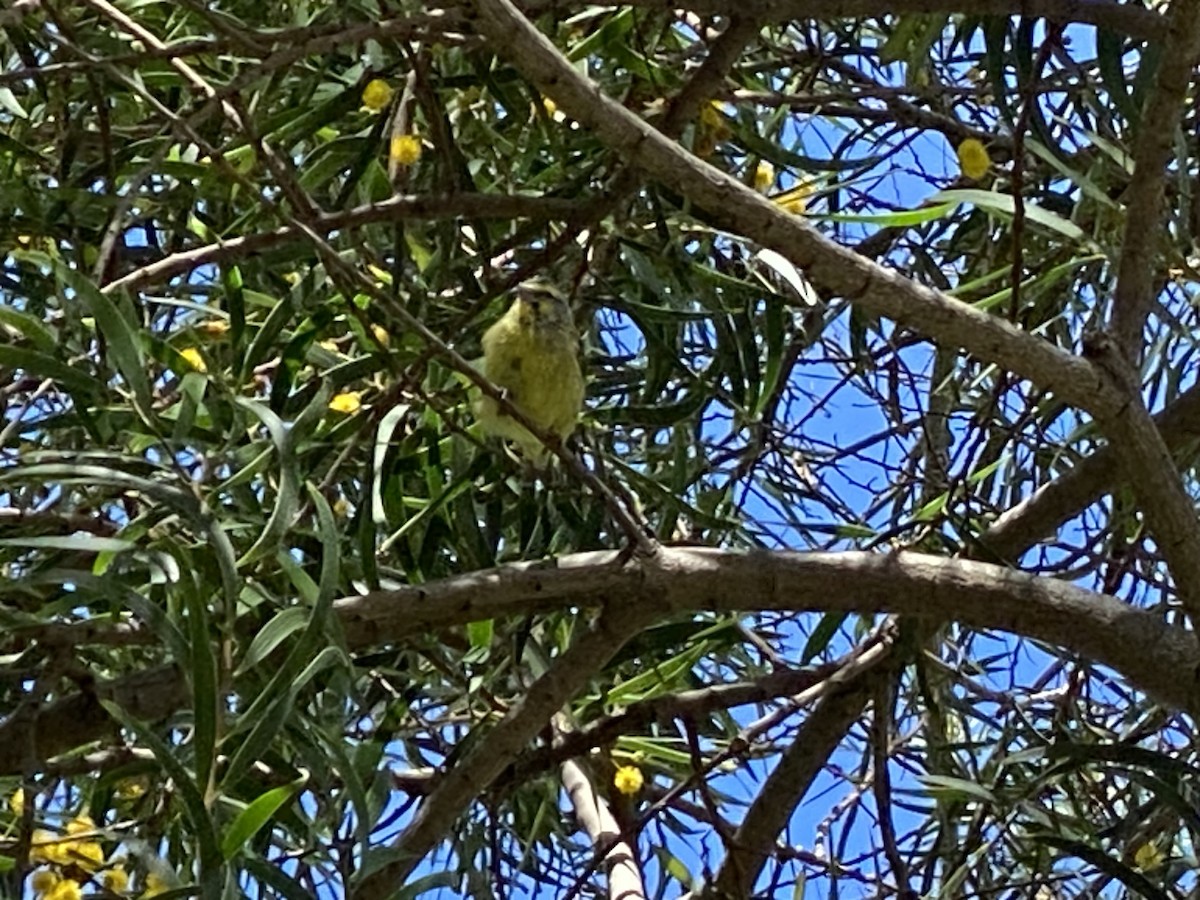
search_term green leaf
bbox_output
[964,254,1107,311]
[0,535,134,553]
[654,846,694,888]
[467,618,494,650]
[932,189,1087,242]
[221,783,301,860]
[913,491,948,523]
[184,572,218,795]
[0,87,27,118]
[0,346,103,397]
[237,608,310,675]
[60,266,153,416]
[917,774,998,804]
[0,305,56,351]
[810,201,957,227]
[606,644,707,705]
[801,612,847,664]
[241,857,315,900]
[233,399,299,568]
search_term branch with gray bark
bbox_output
[5,548,1199,779]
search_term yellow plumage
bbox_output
[474,280,585,463]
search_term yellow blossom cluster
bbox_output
[26,811,121,899]
[613,765,644,796]
[694,100,731,159]
[7,794,168,899]
[178,347,207,373]
[361,78,393,112]
[956,138,991,180]
[328,391,363,414]
[770,180,816,215]
[753,161,775,194]
[389,134,422,167]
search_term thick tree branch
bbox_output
[339,549,1200,716]
[5,550,1199,777]
[1080,332,1200,623]
[1111,0,1200,356]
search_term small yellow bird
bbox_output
[473,280,585,463]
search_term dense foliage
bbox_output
[3,0,1200,897]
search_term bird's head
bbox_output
[515,279,574,332]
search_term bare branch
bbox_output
[1080,331,1200,625]
[507,663,846,785]
[871,672,914,897]
[5,550,1199,776]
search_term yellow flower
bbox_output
[389,134,422,167]
[361,78,393,112]
[333,497,352,518]
[282,271,301,287]
[328,392,363,414]
[43,879,82,900]
[1134,842,1164,870]
[30,828,66,864]
[699,100,730,139]
[9,788,24,816]
[63,815,94,835]
[542,97,557,117]
[30,868,59,894]
[613,765,644,796]
[694,100,730,159]
[143,871,170,897]
[102,867,130,893]
[956,138,991,180]
[370,324,390,346]
[196,319,230,337]
[67,839,105,872]
[771,180,815,215]
[753,161,775,194]
[178,347,206,373]
[114,778,146,801]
